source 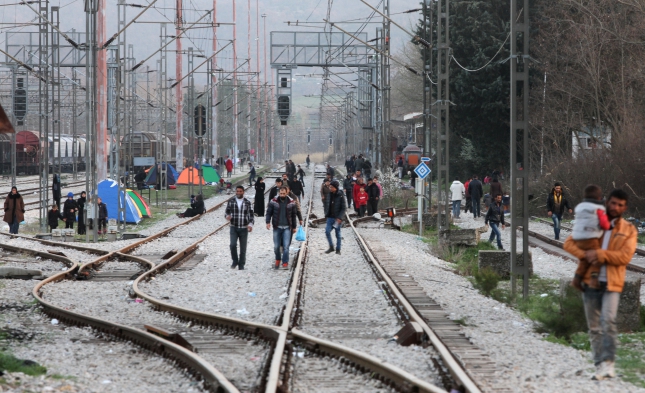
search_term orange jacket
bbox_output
[563,217,637,292]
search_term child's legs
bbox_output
[574,238,601,277]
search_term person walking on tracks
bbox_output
[253,177,266,217]
[248,163,256,186]
[484,194,505,250]
[450,177,465,219]
[306,154,311,168]
[324,180,346,255]
[225,155,233,178]
[468,175,483,218]
[320,178,331,216]
[63,192,78,229]
[4,187,24,235]
[266,186,298,269]
[268,178,282,201]
[366,178,380,216]
[225,185,254,270]
[563,189,636,381]
[547,182,573,240]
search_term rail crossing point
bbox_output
[414,162,431,180]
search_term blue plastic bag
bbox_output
[295,226,306,242]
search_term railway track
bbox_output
[2,164,481,392]
[527,217,645,274]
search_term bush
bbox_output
[472,267,500,297]
[0,351,47,376]
[519,285,587,340]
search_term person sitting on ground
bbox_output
[569,185,611,291]
[177,194,206,218]
[48,204,64,232]
[356,185,368,217]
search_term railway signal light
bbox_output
[194,104,206,136]
[13,78,27,125]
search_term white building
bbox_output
[572,126,611,158]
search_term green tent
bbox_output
[202,164,220,183]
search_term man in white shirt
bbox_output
[450,177,465,219]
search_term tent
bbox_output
[176,167,205,185]
[126,189,152,218]
[144,162,179,186]
[202,164,220,183]
[97,179,142,224]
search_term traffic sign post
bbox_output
[414,162,431,236]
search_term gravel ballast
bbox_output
[358,225,645,392]
[140,172,316,325]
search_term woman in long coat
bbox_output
[4,186,25,234]
[77,191,87,235]
[253,177,266,216]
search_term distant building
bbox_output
[572,126,611,158]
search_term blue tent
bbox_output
[144,162,179,186]
[98,179,141,224]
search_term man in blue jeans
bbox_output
[468,175,483,218]
[546,182,572,239]
[225,186,254,270]
[324,181,346,255]
[564,189,635,380]
[266,186,298,269]
[484,194,505,250]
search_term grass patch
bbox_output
[616,333,645,387]
[0,351,46,376]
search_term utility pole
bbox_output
[211,0,218,163]
[379,0,390,168]
[233,0,238,173]
[423,0,432,209]
[262,14,268,163]
[39,0,50,233]
[436,0,450,231]
[175,0,184,172]
[85,0,99,242]
[256,0,261,164]
[510,0,530,299]
[96,0,107,181]
[158,24,168,212]
[187,46,195,197]
[246,0,252,163]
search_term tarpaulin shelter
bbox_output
[144,162,179,186]
[126,189,152,218]
[202,164,220,183]
[97,179,141,224]
[176,167,205,185]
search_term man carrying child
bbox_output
[564,187,636,381]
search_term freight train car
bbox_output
[14,130,86,174]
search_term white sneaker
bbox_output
[592,363,606,381]
[603,361,616,378]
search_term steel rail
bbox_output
[348,215,482,393]
[25,246,238,392]
[523,227,645,275]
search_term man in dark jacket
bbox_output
[546,182,573,240]
[268,178,282,202]
[266,187,298,269]
[366,178,380,216]
[489,178,503,198]
[343,175,353,208]
[363,158,372,179]
[355,155,365,175]
[485,194,506,250]
[468,176,484,218]
[226,186,255,270]
[52,174,61,210]
[320,178,331,216]
[324,180,347,255]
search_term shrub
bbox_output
[472,267,501,297]
[520,285,587,340]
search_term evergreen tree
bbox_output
[417,0,510,177]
